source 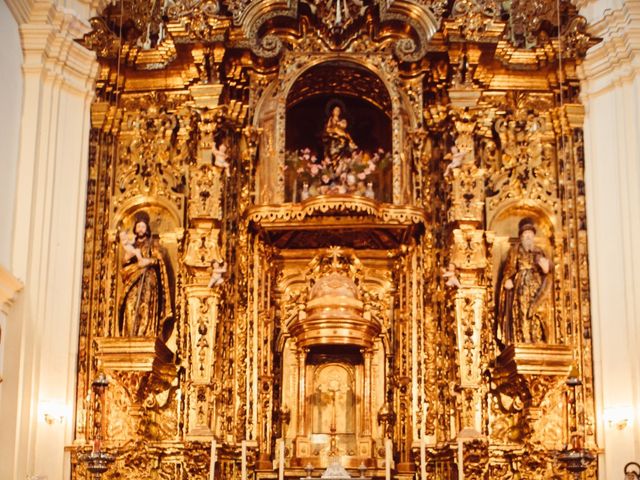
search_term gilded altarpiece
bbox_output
[72,0,599,478]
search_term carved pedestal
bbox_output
[494,344,573,444]
[95,337,175,373]
[496,344,573,377]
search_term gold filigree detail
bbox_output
[114,103,191,214]
[188,165,224,221]
[448,0,502,41]
[249,196,427,226]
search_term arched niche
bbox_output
[489,202,559,344]
[253,56,413,205]
[285,93,392,202]
[108,197,182,343]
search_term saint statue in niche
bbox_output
[496,217,552,345]
[285,98,391,200]
[117,211,174,339]
[323,101,358,163]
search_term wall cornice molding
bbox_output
[4,0,34,24]
[0,265,23,314]
[580,0,640,96]
[5,0,104,26]
[18,2,98,96]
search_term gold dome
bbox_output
[289,273,380,348]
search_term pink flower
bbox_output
[357,172,367,180]
[297,167,304,173]
[322,175,330,184]
[310,165,320,176]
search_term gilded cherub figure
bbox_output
[442,262,461,288]
[444,145,470,177]
[212,138,231,177]
[208,260,227,288]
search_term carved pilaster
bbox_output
[453,289,484,432]
[189,164,224,221]
[445,111,490,474]
[185,287,220,438]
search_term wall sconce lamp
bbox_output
[624,462,639,479]
[40,401,69,425]
[604,405,633,430]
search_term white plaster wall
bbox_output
[0,0,97,478]
[0,0,23,267]
[0,1,24,477]
[579,0,640,476]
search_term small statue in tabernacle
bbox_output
[301,182,310,201]
[497,217,552,345]
[364,182,375,199]
[117,212,173,338]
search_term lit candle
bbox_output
[385,438,392,480]
[242,440,247,480]
[420,403,427,480]
[209,438,217,480]
[278,438,285,480]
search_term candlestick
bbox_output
[457,439,464,480]
[241,440,247,480]
[420,403,427,480]
[385,438,392,480]
[278,438,285,480]
[209,438,217,480]
[420,436,426,480]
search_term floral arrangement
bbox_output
[285,147,391,200]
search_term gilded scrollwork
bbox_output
[114,104,191,215]
[184,229,223,269]
[189,165,224,220]
[73,0,599,476]
[449,0,501,41]
[483,98,557,214]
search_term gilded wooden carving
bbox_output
[73,0,599,478]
